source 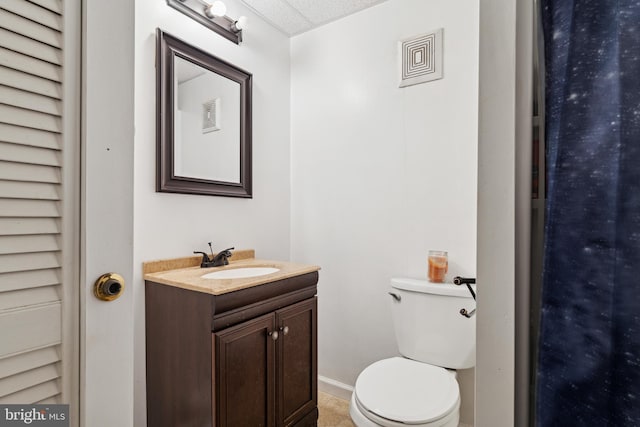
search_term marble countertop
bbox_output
[143,250,320,295]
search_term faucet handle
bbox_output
[193,251,211,267]
[219,247,235,256]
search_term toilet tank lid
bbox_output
[391,277,476,298]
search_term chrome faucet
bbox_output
[193,242,234,268]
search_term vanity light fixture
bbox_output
[168,0,246,44]
[231,15,247,33]
[204,0,226,18]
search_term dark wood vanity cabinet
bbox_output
[146,271,318,427]
[215,298,317,426]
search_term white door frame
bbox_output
[62,0,81,423]
[80,1,135,426]
[476,0,533,425]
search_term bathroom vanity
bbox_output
[144,251,320,427]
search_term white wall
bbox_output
[290,0,479,424]
[176,70,241,182]
[133,1,291,425]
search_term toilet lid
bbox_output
[354,357,459,425]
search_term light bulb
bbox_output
[205,0,227,18]
[234,16,247,30]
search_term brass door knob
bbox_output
[94,273,125,301]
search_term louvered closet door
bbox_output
[0,0,79,411]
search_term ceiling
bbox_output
[238,0,389,36]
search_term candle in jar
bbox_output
[428,251,448,283]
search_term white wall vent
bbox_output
[399,28,443,88]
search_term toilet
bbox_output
[349,278,476,427]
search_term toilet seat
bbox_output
[351,393,459,427]
[353,357,459,426]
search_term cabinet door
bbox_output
[277,298,318,426]
[214,313,277,427]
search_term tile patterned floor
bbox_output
[318,392,355,427]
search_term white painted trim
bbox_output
[476,0,520,425]
[61,1,81,425]
[81,0,135,425]
[514,0,533,425]
[318,375,353,401]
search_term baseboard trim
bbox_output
[459,423,474,427]
[318,375,353,401]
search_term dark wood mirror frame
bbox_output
[156,28,252,198]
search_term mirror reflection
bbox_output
[174,56,241,183]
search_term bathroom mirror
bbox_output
[156,29,252,197]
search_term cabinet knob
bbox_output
[279,326,289,336]
[268,331,279,341]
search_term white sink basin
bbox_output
[201,267,280,280]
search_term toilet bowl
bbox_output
[349,278,475,427]
[349,357,459,427]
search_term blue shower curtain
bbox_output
[537,1,640,426]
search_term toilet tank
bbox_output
[390,278,476,369]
